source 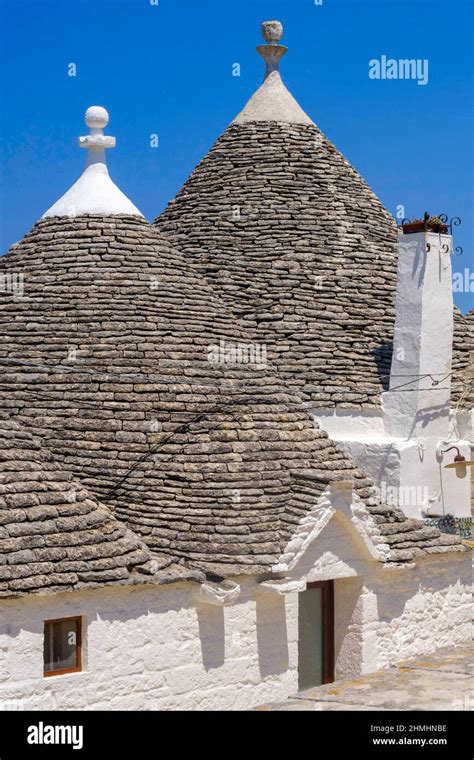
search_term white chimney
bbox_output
[383,229,454,439]
[320,222,470,518]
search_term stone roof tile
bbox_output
[0,413,155,598]
[0,214,466,586]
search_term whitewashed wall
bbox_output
[0,517,471,710]
[0,579,299,711]
[314,410,472,518]
[285,513,472,676]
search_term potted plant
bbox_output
[402,214,448,235]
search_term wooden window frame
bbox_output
[43,615,82,678]
[306,580,335,684]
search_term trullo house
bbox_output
[0,21,471,712]
[156,21,473,524]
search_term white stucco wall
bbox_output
[314,410,472,518]
[0,579,298,711]
[0,513,470,710]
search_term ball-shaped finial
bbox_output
[85,106,109,130]
[262,20,283,43]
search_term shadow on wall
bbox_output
[372,341,393,391]
[256,593,289,678]
[373,555,471,623]
[407,403,451,437]
[1,584,292,683]
[196,593,290,677]
[196,604,225,670]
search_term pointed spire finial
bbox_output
[233,21,314,125]
[257,20,288,79]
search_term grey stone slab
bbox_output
[295,668,472,711]
[256,700,384,711]
[258,645,474,711]
[395,644,473,676]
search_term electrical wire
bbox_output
[0,355,471,394]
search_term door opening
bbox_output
[298,580,335,690]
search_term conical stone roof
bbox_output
[0,213,368,575]
[155,22,401,409]
[156,24,473,413]
[0,107,465,585]
[1,215,465,575]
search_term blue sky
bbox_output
[0,0,472,312]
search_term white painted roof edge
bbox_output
[41,106,144,220]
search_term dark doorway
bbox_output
[298,580,335,690]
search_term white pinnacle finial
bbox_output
[41,105,143,219]
[79,106,116,161]
[85,105,109,129]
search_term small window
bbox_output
[43,616,82,677]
